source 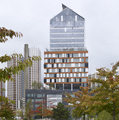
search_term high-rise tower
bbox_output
[50,4,85,50]
[44,4,88,90]
[24,44,41,89]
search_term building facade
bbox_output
[50,4,85,50]
[25,89,72,110]
[44,49,88,90]
[24,44,41,90]
[44,4,88,90]
[7,44,41,110]
[7,56,24,110]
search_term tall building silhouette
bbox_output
[44,4,88,90]
[24,44,41,90]
[7,44,41,110]
[7,56,24,110]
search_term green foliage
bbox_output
[94,110,112,120]
[0,27,41,119]
[0,27,23,42]
[32,81,43,89]
[65,62,119,120]
[52,102,70,120]
[90,62,119,119]
[25,100,33,120]
[65,87,91,119]
[0,101,15,120]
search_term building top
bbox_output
[62,4,67,10]
[50,4,84,27]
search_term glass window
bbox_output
[86,58,88,62]
[75,15,78,21]
[82,78,87,82]
[35,99,43,102]
[61,15,63,21]
[81,58,84,62]
[73,53,78,57]
[37,94,42,98]
[27,94,30,97]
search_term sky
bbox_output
[0,0,119,74]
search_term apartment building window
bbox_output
[73,53,78,57]
[80,53,83,57]
[52,54,56,57]
[81,58,84,62]
[47,79,50,83]
[82,78,87,82]
[52,79,54,83]
[86,58,88,62]
[80,63,85,67]
[85,63,88,67]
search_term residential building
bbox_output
[44,49,88,90]
[7,44,41,110]
[7,56,24,110]
[24,44,41,90]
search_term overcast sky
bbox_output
[0,0,119,74]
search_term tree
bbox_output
[33,103,53,119]
[0,27,40,118]
[25,100,33,120]
[32,81,43,89]
[90,62,119,120]
[52,102,70,120]
[94,110,112,120]
[0,101,15,120]
[65,87,91,120]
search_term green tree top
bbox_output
[90,62,119,120]
[0,27,40,83]
[52,102,70,120]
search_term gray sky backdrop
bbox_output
[0,0,119,74]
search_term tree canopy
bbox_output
[65,61,119,120]
[0,27,40,119]
[52,102,70,120]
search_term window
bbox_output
[73,54,79,57]
[81,58,84,62]
[86,58,88,62]
[37,94,42,98]
[27,94,30,97]
[61,15,63,21]
[35,99,43,102]
[82,78,87,82]
[64,28,67,32]
[75,15,78,21]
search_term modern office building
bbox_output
[50,4,85,50]
[44,4,88,90]
[25,89,72,110]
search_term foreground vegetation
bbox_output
[65,62,119,120]
[1,27,119,120]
